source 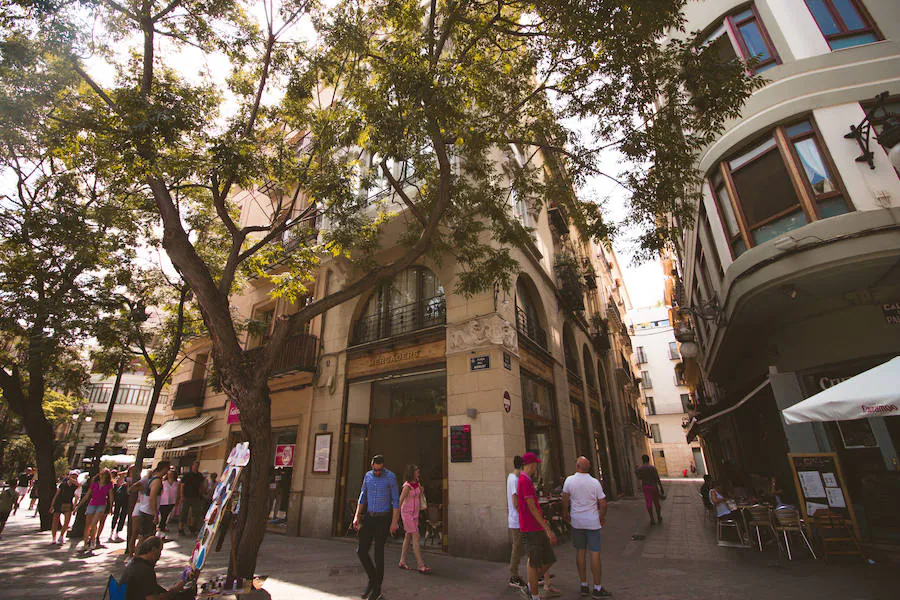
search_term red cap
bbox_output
[521,452,542,465]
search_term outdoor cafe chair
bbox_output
[716,513,745,547]
[747,505,778,552]
[425,504,442,547]
[774,507,816,560]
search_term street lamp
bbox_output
[845,91,900,170]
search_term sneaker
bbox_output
[592,589,613,598]
[509,576,527,590]
[580,583,590,596]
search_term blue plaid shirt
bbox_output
[358,468,399,514]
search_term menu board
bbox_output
[788,452,859,538]
[450,424,472,463]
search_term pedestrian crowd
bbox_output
[1,461,217,560]
[351,451,617,600]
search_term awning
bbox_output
[127,415,214,448]
[685,379,771,443]
[162,438,225,457]
[782,356,900,424]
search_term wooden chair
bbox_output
[425,504,442,547]
[746,505,778,552]
[774,507,816,560]
[811,510,864,562]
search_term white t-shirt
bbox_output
[562,472,606,530]
[507,472,519,529]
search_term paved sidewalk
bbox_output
[0,481,897,599]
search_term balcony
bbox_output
[245,333,319,375]
[582,259,597,290]
[172,378,206,410]
[548,200,569,235]
[515,305,548,351]
[351,295,446,346]
[554,253,585,312]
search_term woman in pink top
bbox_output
[78,469,113,552]
[158,469,180,533]
[397,464,430,574]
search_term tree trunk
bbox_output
[33,426,57,530]
[133,378,167,473]
[229,381,273,579]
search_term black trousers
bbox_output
[356,514,390,588]
[110,501,128,533]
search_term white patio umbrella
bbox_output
[782,356,900,424]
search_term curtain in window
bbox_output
[793,139,834,195]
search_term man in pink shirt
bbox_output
[517,452,559,600]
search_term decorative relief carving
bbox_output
[447,313,519,356]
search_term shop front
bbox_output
[336,339,448,545]
[521,369,561,493]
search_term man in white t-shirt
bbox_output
[562,457,610,598]
[506,455,527,590]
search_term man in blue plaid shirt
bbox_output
[353,454,400,600]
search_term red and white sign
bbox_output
[274,444,295,467]
[226,401,241,425]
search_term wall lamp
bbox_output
[845,91,900,170]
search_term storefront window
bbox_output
[269,428,297,530]
[372,372,447,418]
[522,372,554,421]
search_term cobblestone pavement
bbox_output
[0,480,897,599]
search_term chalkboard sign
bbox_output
[450,424,472,462]
[788,452,859,538]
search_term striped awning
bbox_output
[162,437,225,457]
[127,415,213,449]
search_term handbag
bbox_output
[419,488,427,512]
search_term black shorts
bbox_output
[522,530,556,569]
[135,513,156,536]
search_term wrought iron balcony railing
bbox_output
[244,333,319,375]
[515,305,548,351]
[351,294,446,345]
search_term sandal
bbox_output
[398,562,412,570]
[418,565,432,574]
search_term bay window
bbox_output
[710,118,851,256]
[701,4,779,73]
[804,0,881,50]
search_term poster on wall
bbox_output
[313,433,331,473]
[190,442,250,572]
[275,444,295,468]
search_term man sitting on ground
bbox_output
[120,536,196,600]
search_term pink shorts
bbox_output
[642,485,660,509]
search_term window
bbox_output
[354,267,445,344]
[710,119,850,255]
[675,370,686,386]
[668,342,680,360]
[644,396,656,416]
[701,5,780,73]
[113,422,130,434]
[641,371,652,389]
[805,0,881,50]
[636,347,648,364]
[650,424,662,444]
[680,394,693,413]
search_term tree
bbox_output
[2,0,759,574]
[0,126,138,528]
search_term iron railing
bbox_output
[515,305,548,350]
[244,333,319,375]
[351,294,446,345]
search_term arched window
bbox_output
[515,276,547,350]
[353,267,445,344]
[563,325,579,376]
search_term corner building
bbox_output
[166,146,649,560]
[672,0,900,546]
